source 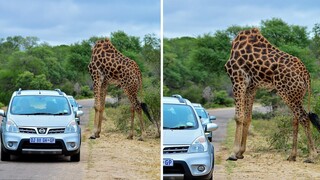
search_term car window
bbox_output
[68,98,77,107]
[195,108,208,119]
[163,104,198,129]
[11,95,71,115]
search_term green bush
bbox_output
[81,85,93,98]
[212,90,233,107]
[114,104,131,132]
[266,115,292,150]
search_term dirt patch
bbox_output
[83,109,160,180]
[214,120,320,180]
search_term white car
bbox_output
[163,95,218,179]
[0,89,83,161]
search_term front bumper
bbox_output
[163,145,214,179]
[1,131,81,156]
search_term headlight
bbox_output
[5,120,19,133]
[188,135,208,153]
[65,121,78,133]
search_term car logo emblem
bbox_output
[38,128,47,134]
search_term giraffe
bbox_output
[224,28,320,163]
[88,38,159,140]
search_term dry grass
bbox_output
[84,107,160,180]
[215,119,320,179]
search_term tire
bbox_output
[1,143,10,161]
[70,150,80,162]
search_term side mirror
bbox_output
[78,104,83,109]
[75,110,84,118]
[206,123,218,132]
[0,109,5,117]
[209,116,216,121]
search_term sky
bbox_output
[0,0,160,45]
[164,0,320,38]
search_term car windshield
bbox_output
[68,98,77,107]
[163,104,198,129]
[195,108,208,119]
[10,95,71,115]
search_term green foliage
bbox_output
[16,71,52,90]
[114,104,131,132]
[81,85,93,98]
[164,18,320,108]
[212,90,233,107]
[143,81,161,124]
[266,115,292,150]
[0,31,160,106]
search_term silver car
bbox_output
[192,103,216,142]
[67,95,83,125]
[163,95,218,179]
[0,89,83,162]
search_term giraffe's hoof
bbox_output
[138,137,145,141]
[236,155,244,159]
[127,135,133,140]
[287,155,296,161]
[303,159,315,163]
[89,136,96,139]
[227,155,238,161]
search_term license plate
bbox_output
[30,137,55,144]
[163,158,174,167]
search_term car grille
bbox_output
[48,128,65,134]
[163,146,189,154]
[19,128,37,134]
[19,127,65,134]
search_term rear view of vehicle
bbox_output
[0,89,83,162]
[192,103,217,142]
[163,95,218,180]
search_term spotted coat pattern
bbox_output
[88,38,146,140]
[225,28,317,162]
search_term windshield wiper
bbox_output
[18,113,54,115]
[53,112,69,115]
[168,125,194,130]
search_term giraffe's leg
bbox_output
[137,107,146,141]
[300,115,317,163]
[96,80,108,137]
[227,83,246,161]
[287,115,299,161]
[237,87,256,159]
[127,106,135,140]
[90,79,103,139]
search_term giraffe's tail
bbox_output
[141,102,161,137]
[306,75,320,132]
[309,113,320,132]
[140,102,153,123]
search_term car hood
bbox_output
[163,128,203,145]
[8,115,72,127]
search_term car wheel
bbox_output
[70,150,80,162]
[1,143,10,161]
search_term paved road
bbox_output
[0,99,93,180]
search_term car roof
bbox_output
[13,89,66,97]
[192,103,203,108]
[163,95,192,106]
